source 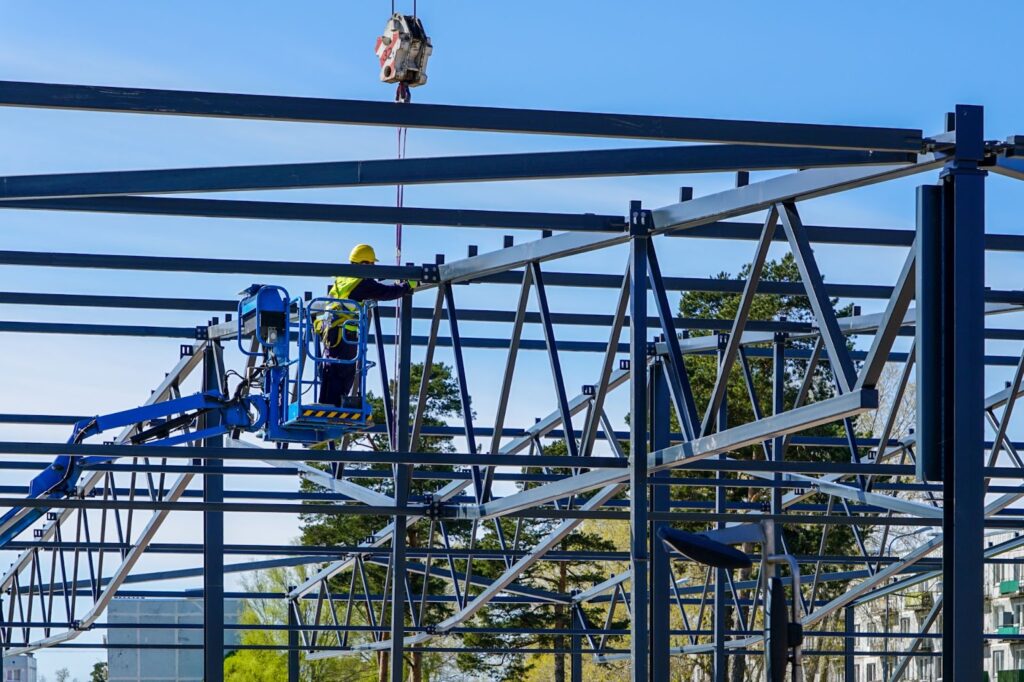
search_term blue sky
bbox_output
[2,1,1024,677]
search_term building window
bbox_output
[995,649,1005,673]
[866,663,877,681]
[900,616,910,633]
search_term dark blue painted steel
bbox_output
[390,294,414,680]
[442,283,484,501]
[628,202,650,681]
[202,342,226,682]
[915,184,944,483]
[530,262,580,459]
[0,145,916,201]
[650,358,671,681]
[0,80,924,150]
[646,241,699,438]
[943,104,987,682]
[714,334,728,682]
[4,195,626,232]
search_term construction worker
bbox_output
[317,243,415,407]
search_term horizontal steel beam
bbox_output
[0,195,625,231]
[0,441,628,468]
[675,221,1024,251]
[0,249,421,279]
[0,80,925,150]
[6,322,1022,367]
[0,145,917,201]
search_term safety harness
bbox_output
[315,276,362,346]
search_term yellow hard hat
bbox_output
[349,244,378,264]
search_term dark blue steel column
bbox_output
[713,333,728,682]
[390,292,414,682]
[287,593,300,682]
[933,105,986,681]
[628,201,650,681]
[844,606,855,680]
[650,354,671,681]
[766,328,786,679]
[202,340,225,682]
[771,332,786,527]
[571,603,583,682]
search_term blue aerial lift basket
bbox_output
[236,284,375,441]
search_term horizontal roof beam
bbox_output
[0,249,422,279]
[0,80,925,151]
[2,322,1021,366]
[0,145,917,201]
[2,196,626,232]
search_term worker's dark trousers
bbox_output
[318,327,358,406]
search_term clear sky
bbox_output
[2,1,1024,678]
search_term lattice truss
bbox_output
[0,80,1022,680]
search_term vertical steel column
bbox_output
[287,595,299,682]
[771,332,786,529]
[650,354,671,681]
[844,606,855,681]
[202,341,225,682]
[936,105,986,680]
[628,201,650,682]
[713,333,728,682]
[390,292,414,682]
[571,604,584,682]
[766,329,786,680]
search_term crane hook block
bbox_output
[375,13,432,87]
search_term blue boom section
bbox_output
[0,285,378,548]
[0,391,258,548]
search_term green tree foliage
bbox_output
[224,565,374,682]
[88,663,108,682]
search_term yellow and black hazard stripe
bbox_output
[302,409,358,420]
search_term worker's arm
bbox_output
[350,278,411,302]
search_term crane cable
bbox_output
[389,0,416,448]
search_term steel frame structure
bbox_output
[1,79,1022,681]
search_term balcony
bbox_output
[906,591,934,611]
[1000,580,1023,596]
[997,625,1019,636]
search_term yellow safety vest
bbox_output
[314,276,362,335]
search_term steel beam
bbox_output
[390,294,413,681]
[199,341,226,682]
[0,145,919,201]
[628,207,650,682]
[1,195,625,232]
[649,359,671,682]
[940,105,987,681]
[0,80,924,150]
[777,201,857,392]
